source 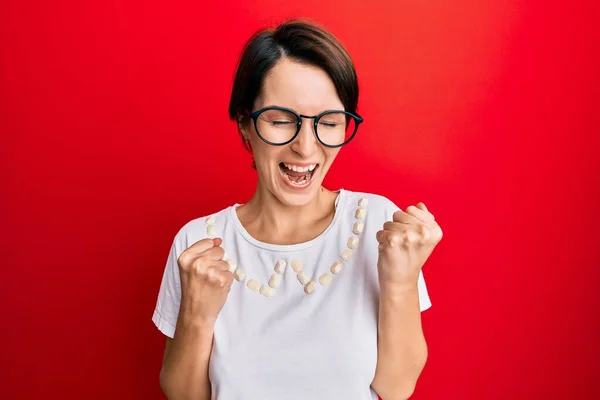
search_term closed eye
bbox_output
[319,122,339,128]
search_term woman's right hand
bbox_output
[177,238,233,325]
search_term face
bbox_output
[241,58,344,207]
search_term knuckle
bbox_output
[220,260,231,271]
[403,230,421,246]
[192,258,208,275]
[219,272,234,288]
[388,233,402,247]
[436,225,444,240]
[206,267,219,282]
[177,251,191,269]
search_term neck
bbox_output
[236,183,338,245]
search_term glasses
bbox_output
[249,106,364,148]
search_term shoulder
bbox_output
[169,205,231,254]
[341,189,400,222]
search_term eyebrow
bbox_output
[261,104,346,114]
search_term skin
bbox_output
[158,57,444,400]
[372,203,443,399]
[235,57,344,245]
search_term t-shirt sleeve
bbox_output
[417,270,432,312]
[152,233,186,339]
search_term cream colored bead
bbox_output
[260,285,275,297]
[355,208,367,219]
[330,261,343,274]
[319,273,332,285]
[275,259,287,274]
[341,249,352,262]
[353,221,364,234]
[206,215,215,225]
[304,280,317,294]
[291,259,303,273]
[358,198,368,207]
[234,268,246,281]
[247,279,260,292]
[297,270,310,285]
[268,273,281,288]
[347,236,359,249]
[206,225,217,237]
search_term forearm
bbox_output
[372,284,428,400]
[160,301,215,400]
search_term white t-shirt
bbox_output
[152,188,431,400]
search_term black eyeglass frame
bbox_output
[248,106,364,148]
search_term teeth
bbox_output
[282,170,313,186]
[283,163,317,172]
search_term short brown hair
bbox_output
[228,18,359,152]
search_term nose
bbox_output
[290,118,318,158]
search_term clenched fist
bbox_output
[177,238,234,324]
[376,202,443,288]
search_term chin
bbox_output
[274,186,320,207]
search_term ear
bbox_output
[237,115,250,139]
[237,115,253,151]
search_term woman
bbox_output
[152,18,443,400]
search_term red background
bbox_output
[2,1,599,399]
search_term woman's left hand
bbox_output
[376,202,443,288]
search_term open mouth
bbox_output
[278,162,319,187]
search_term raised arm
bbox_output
[158,237,234,400]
